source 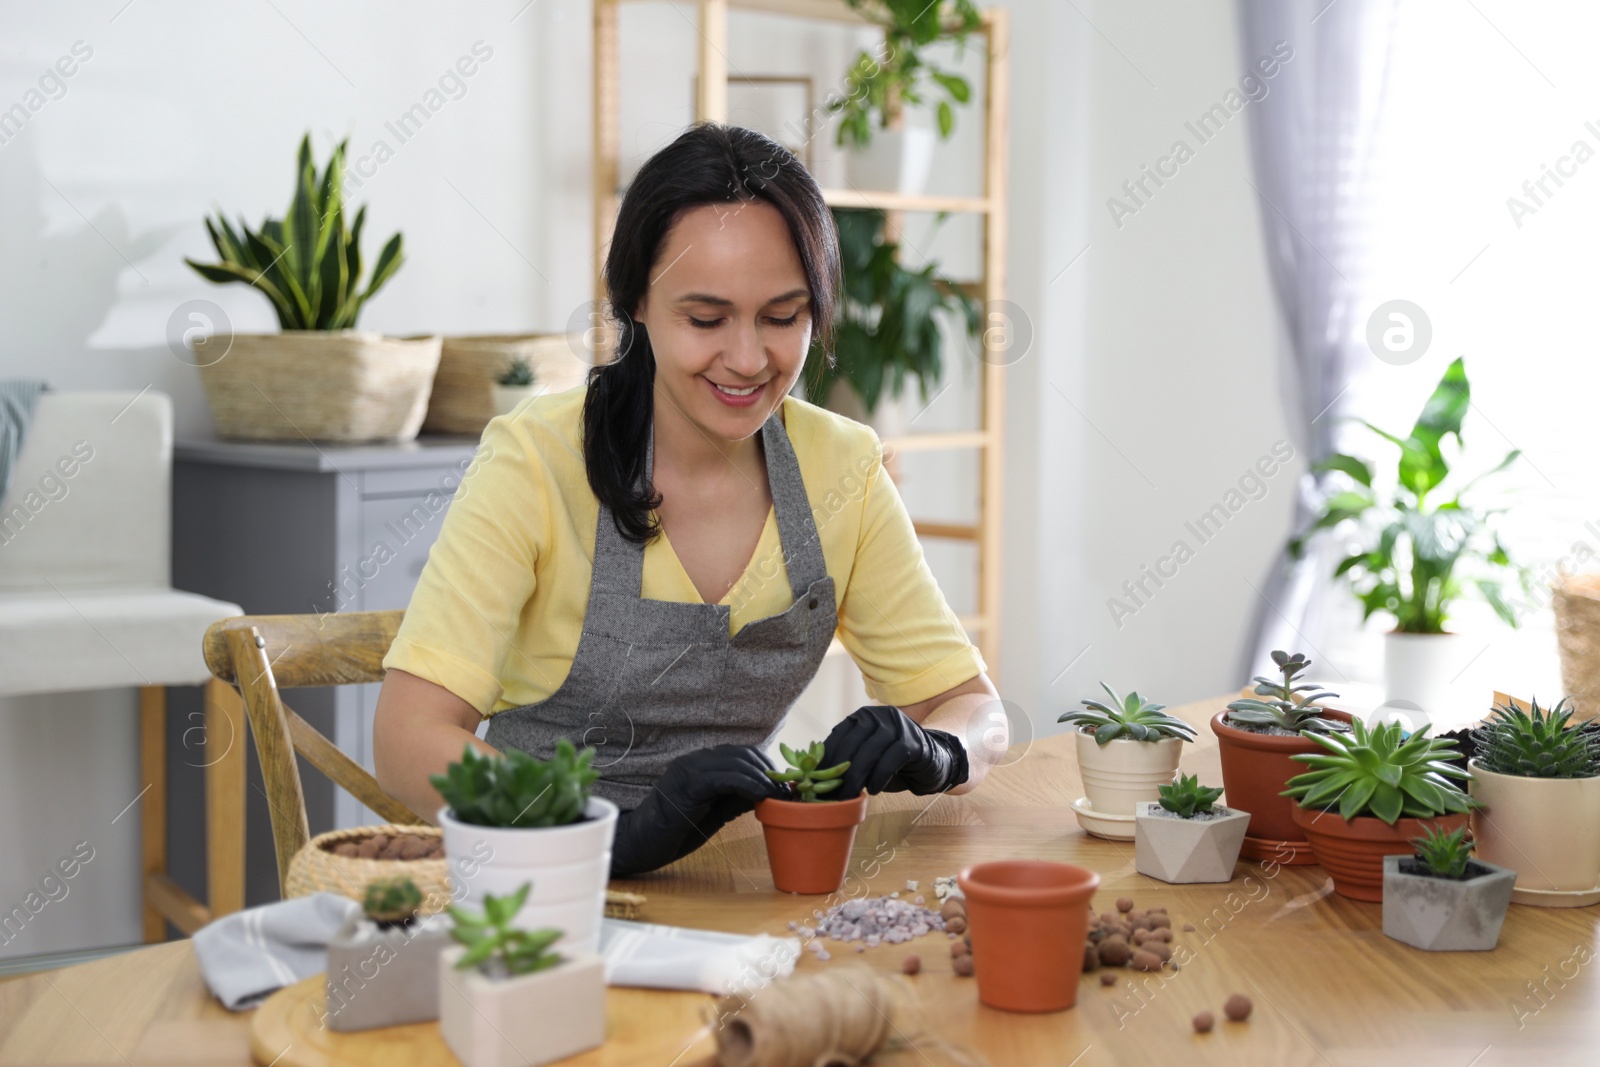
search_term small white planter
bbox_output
[1383,631,1463,719]
[324,913,451,1031]
[438,943,606,1067]
[1382,854,1516,951]
[844,126,936,196]
[1468,760,1600,904]
[1073,730,1183,817]
[1133,802,1250,884]
[438,797,619,955]
[491,382,540,418]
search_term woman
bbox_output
[373,122,1004,877]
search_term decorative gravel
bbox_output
[791,894,949,946]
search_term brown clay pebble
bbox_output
[1224,994,1253,1022]
[951,940,970,958]
[1148,927,1173,943]
[902,953,921,975]
[398,837,430,860]
[945,915,967,934]
[1100,911,1120,927]
[1128,909,1146,924]
[1096,935,1132,967]
[1182,922,1196,932]
[940,899,967,920]
[356,837,381,859]
[1147,914,1172,930]
[1144,942,1172,963]
[1115,897,1134,913]
[1083,944,1099,973]
[1099,971,1118,987]
[1193,1011,1215,1034]
[952,955,975,977]
[1130,950,1162,972]
[369,833,389,850]
[333,842,359,857]
[1131,929,1148,946]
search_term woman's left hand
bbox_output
[818,705,969,799]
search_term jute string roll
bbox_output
[706,965,988,1067]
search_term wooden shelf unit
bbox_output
[592,0,1009,679]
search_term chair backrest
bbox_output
[203,610,423,895]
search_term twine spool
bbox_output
[706,965,987,1067]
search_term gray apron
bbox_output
[484,409,839,811]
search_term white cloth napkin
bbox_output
[192,893,800,1010]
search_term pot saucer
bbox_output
[1510,882,1600,908]
[1072,797,1135,841]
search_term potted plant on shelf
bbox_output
[1468,695,1600,906]
[438,882,605,1067]
[324,876,452,1031]
[1057,683,1196,841]
[1282,718,1477,901]
[184,131,441,443]
[1382,823,1516,951]
[1211,650,1353,865]
[832,0,985,195]
[430,738,617,955]
[1289,357,1530,717]
[753,741,865,894]
[491,357,539,418]
[1134,773,1250,884]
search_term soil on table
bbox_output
[1397,857,1493,881]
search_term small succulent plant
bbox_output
[1157,773,1225,819]
[1282,718,1477,825]
[1411,823,1474,879]
[1225,650,1350,735]
[497,357,535,387]
[447,882,565,977]
[765,741,851,801]
[1058,683,1198,746]
[362,876,423,927]
[430,738,599,829]
[1470,695,1600,779]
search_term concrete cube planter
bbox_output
[438,943,607,1067]
[1133,802,1250,883]
[1382,854,1517,951]
[324,913,452,1031]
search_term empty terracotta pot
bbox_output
[754,793,868,894]
[1211,708,1354,865]
[1290,804,1469,902]
[956,860,1100,1013]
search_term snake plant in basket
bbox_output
[1058,684,1195,839]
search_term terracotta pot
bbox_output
[1290,804,1469,902]
[1072,729,1184,816]
[754,793,868,894]
[1211,708,1355,865]
[1468,759,1600,896]
[956,860,1100,1013]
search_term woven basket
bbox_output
[198,330,442,443]
[1554,573,1600,721]
[285,824,453,916]
[421,333,592,435]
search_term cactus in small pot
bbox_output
[326,874,450,1032]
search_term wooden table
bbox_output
[4,694,1599,1066]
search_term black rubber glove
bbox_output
[818,705,970,800]
[609,744,786,878]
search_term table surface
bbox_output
[3,693,1598,1067]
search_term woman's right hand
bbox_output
[611,743,786,877]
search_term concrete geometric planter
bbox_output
[1382,854,1517,951]
[324,912,452,1031]
[1133,802,1250,883]
[438,943,607,1067]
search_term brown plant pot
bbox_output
[754,793,868,894]
[1211,708,1355,865]
[1290,805,1469,902]
[957,860,1100,1013]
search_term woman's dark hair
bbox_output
[583,121,842,544]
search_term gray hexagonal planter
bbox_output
[1382,854,1516,951]
[1133,802,1250,883]
[324,912,452,1031]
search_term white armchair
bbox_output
[0,390,244,942]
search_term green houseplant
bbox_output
[1467,696,1600,904]
[325,875,452,1032]
[490,355,540,419]
[1282,718,1477,901]
[182,131,440,443]
[1134,774,1250,884]
[438,883,605,1067]
[1057,683,1195,841]
[754,738,868,894]
[764,741,851,801]
[431,739,617,956]
[1290,357,1531,714]
[1382,823,1516,951]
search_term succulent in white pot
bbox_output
[324,875,453,1031]
[491,357,540,418]
[1383,823,1516,951]
[1058,683,1195,840]
[1134,774,1249,884]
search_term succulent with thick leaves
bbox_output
[1411,823,1474,879]
[362,876,423,926]
[765,740,851,802]
[1281,719,1476,825]
[447,883,564,977]
[1470,695,1600,779]
[430,738,599,829]
[1225,649,1350,735]
[1057,682,1198,746]
[185,132,404,330]
[1157,773,1225,819]
[498,357,534,387]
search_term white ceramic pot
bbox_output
[1468,760,1600,897]
[1133,802,1250,884]
[438,797,618,955]
[1383,631,1463,720]
[1072,730,1183,817]
[844,126,936,196]
[491,382,540,418]
[438,943,606,1067]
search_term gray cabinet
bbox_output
[171,435,481,908]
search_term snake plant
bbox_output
[185,131,404,330]
[765,741,851,801]
[1281,718,1476,825]
[1471,695,1600,779]
[1058,682,1197,745]
[1225,649,1350,735]
[430,737,599,829]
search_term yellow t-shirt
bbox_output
[381,383,986,717]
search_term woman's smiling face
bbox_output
[632,199,814,444]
